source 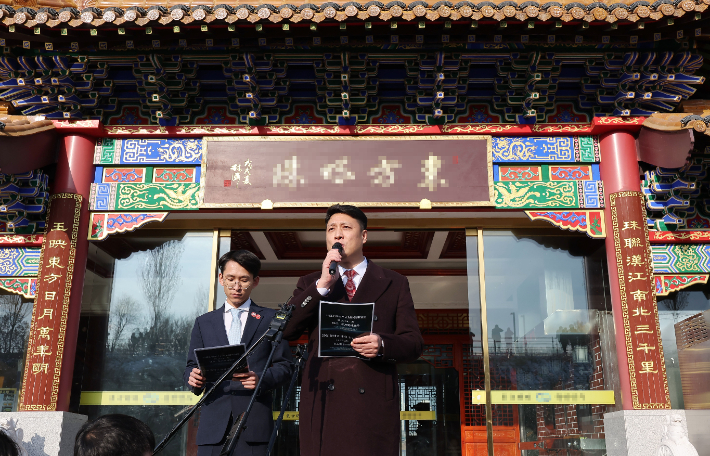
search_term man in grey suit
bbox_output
[185,250,293,456]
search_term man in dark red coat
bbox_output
[283,204,424,456]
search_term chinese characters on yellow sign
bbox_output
[202,137,493,208]
[19,195,81,411]
[610,191,670,409]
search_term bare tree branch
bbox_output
[0,294,32,354]
[108,294,139,352]
[138,240,185,330]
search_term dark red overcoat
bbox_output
[283,261,424,456]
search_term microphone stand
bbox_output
[266,344,308,456]
[152,298,294,456]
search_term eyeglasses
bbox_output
[223,277,252,291]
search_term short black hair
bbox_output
[325,204,367,231]
[0,429,21,456]
[74,414,155,456]
[218,249,261,277]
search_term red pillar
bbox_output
[19,134,94,411]
[599,131,671,410]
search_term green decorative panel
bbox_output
[97,138,117,164]
[90,183,200,210]
[494,181,578,209]
[577,137,597,162]
[652,244,710,273]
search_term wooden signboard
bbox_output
[610,191,671,409]
[199,136,493,209]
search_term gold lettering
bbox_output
[624,238,642,248]
[49,239,67,249]
[418,154,447,191]
[635,325,654,334]
[638,343,656,353]
[33,345,52,358]
[31,363,48,375]
[628,272,646,282]
[45,273,62,284]
[622,221,642,231]
[368,157,402,188]
[47,257,64,269]
[38,309,53,320]
[51,222,67,232]
[626,255,644,267]
[38,327,52,340]
[44,291,56,301]
[630,290,648,302]
[639,361,658,374]
[632,307,652,316]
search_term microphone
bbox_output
[328,242,344,276]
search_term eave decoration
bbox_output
[89,212,168,241]
[0,277,36,298]
[654,274,709,296]
[525,210,606,238]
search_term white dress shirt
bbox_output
[223,298,252,336]
[317,258,368,296]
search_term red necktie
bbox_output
[344,269,357,301]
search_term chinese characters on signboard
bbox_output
[610,191,671,409]
[19,194,81,411]
[201,137,493,208]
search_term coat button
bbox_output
[328,383,335,391]
[373,315,378,321]
[359,388,365,394]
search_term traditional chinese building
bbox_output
[1,0,710,455]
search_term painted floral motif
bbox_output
[196,107,237,125]
[283,105,325,124]
[457,105,501,124]
[547,105,587,123]
[371,106,412,124]
[111,107,149,125]
[685,215,710,229]
[550,166,590,180]
[292,109,317,124]
[376,108,405,124]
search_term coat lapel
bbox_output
[210,305,230,347]
[329,277,348,303]
[240,302,265,347]
[352,261,391,304]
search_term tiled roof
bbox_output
[1,0,707,29]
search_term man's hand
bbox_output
[317,248,342,290]
[188,368,205,389]
[351,334,382,358]
[233,371,259,389]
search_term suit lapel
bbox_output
[240,302,264,347]
[329,278,348,303]
[210,305,230,347]
[352,261,391,304]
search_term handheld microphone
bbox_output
[328,242,344,276]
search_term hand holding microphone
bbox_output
[328,242,344,276]
[318,242,343,290]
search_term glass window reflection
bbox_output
[74,231,214,456]
[480,231,618,456]
[657,285,710,409]
[0,291,33,412]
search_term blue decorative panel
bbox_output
[90,183,117,211]
[491,136,599,163]
[0,247,40,276]
[94,138,203,165]
[580,181,603,208]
